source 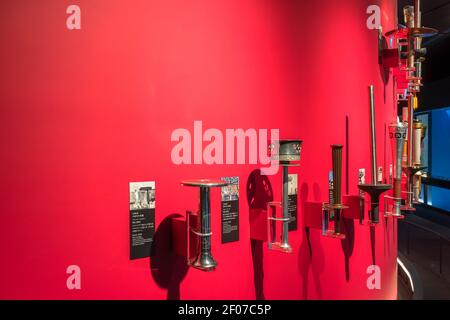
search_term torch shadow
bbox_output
[340,217,355,282]
[149,213,189,300]
[246,169,274,300]
[378,36,390,104]
[370,225,376,265]
[298,182,324,299]
[383,215,391,258]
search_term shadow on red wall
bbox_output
[150,214,188,300]
[246,169,273,299]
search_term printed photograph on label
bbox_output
[129,181,155,210]
[221,177,239,201]
[288,174,298,195]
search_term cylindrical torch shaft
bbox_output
[200,186,211,257]
[415,0,421,28]
[369,85,377,185]
[282,166,289,245]
[408,96,415,166]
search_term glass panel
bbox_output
[428,186,450,212]
[431,108,450,179]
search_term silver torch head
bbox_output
[389,122,408,216]
[267,139,302,253]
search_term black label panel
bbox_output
[221,177,239,243]
[288,174,298,231]
[288,194,297,231]
[130,208,155,259]
[129,181,155,260]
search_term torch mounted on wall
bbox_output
[400,0,434,211]
[384,122,408,218]
[402,118,428,210]
[384,0,437,213]
[267,139,302,253]
[322,144,347,239]
[182,179,228,271]
[357,85,391,225]
[412,119,427,203]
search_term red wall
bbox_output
[0,0,398,299]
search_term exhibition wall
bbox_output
[0,0,398,299]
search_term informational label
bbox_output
[389,164,393,184]
[377,166,383,183]
[358,168,366,223]
[129,181,155,260]
[359,168,366,185]
[328,170,335,220]
[288,174,298,231]
[221,177,239,243]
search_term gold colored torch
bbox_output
[412,119,427,203]
[401,0,436,211]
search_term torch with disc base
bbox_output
[357,85,391,225]
[182,179,228,271]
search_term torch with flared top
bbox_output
[385,122,408,218]
[266,139,302,253]
[322,144,347,239]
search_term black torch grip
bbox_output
[331,145,343,205]
[371,203,379,224]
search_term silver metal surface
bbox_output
[266,139,302,253]
[269,139,302,162]
[266,168,293,253]
[369,85,377,185]
[267,201,292,253]
[414,0,421,29]
[388,122,408,217]
[281,166,290,250]
[407,96,415,167]
[181,179,228,188]
[183,179,228,271]
[357,86,392,224]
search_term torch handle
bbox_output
[369,85,377,185]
